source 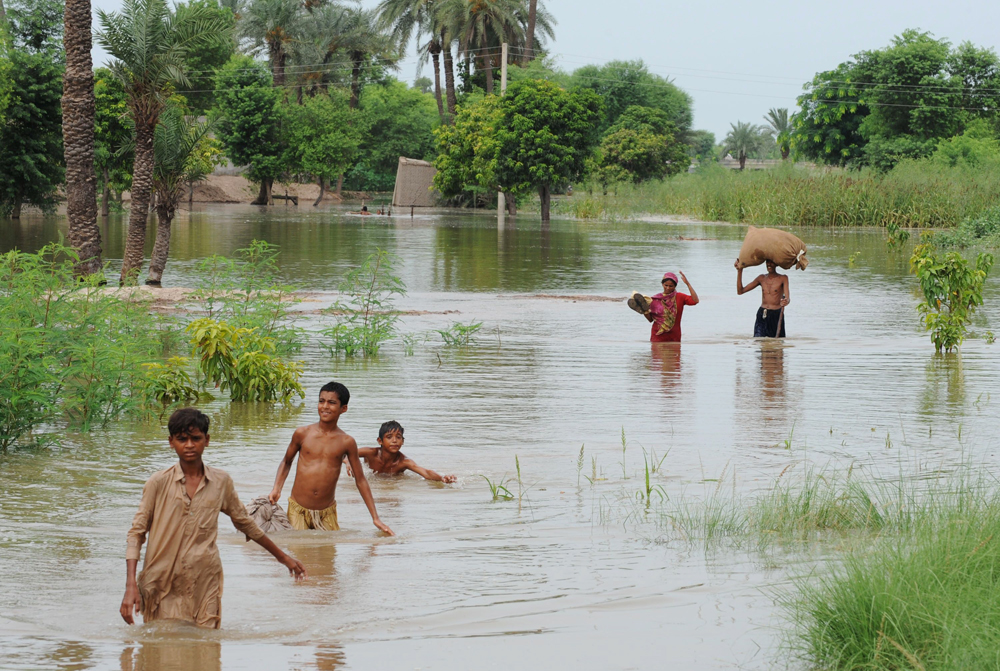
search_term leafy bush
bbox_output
[910,239,994,352]
[186,318,304,403]
[141,357,201,407]
[0,245,165,448]
[935,205,1000,248]
[192,240,303,352]
[437,321,483,347]
[321,250,405,358]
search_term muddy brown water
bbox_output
[2,206,1000,669]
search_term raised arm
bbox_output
[269,429,303,504]
[404,459,457,483]
[679,271,699,305]
[735,260,761,295]
[346,439,395,535]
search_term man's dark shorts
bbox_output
[754,307,786,338]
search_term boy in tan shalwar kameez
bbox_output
[121,408,307,628]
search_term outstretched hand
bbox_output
[441,474,457,484]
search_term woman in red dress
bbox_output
[644,271,700,342]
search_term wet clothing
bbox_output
[754,307,786,338]
[245,496,292,537]
[287,497,340,531]
[126,463,265,628]
[649,292,694,342]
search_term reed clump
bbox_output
[787,475,1000,670]
[567,161,1000,229]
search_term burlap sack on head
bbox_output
[738,226,809,270]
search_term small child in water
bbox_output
[348,421,457,483]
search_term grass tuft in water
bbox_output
[785,471,1000,670]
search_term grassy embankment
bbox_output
[640,465,1000,669]
[556,162,1000,229]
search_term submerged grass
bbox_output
[623,461,1000,670]
[559,162,1000,229]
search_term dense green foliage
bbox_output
[344,80,440,192]
[564,161,1000,229]
[94,67,134,201]
[596,106,689,184]
[793,31,1000,171]
[0,245,169,448]
[172,0,236,113]
[0,49,64,216]
[570,60,692,133]
[283,89,360,190]
[213,56,285,188]
[910,240,993,352]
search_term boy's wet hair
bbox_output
[168,407,210,437]
[319,381,350,405]
[379,420,404,440]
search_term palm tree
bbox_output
[147,107,216,285]
[239,0,301,87]
[763,107,791,159]
[341,7,396,109]
[377,0,446,121]
[97,0,230,285]
[447,0,523,95]
[724,121,762,170]
[62,0,103,277]
[522,0,535,64]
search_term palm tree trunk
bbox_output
[271,45,286,87]
[539,184,550,222]
[442,33,456,120]
[147,199,175,285]
[739,153,746,170]
[119,119,154,285]
[101,167,110,216]
[524,0,537,65]
[350,53,363,109]
[63,0,103,277]
[11,198,21,219]
[313,176,325,206]
[430,44,444,123]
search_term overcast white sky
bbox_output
[90,0,1000,140]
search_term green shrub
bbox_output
[0,244,165,447]
[321,250,405,358]
[936,205,1000,248]
[910,240,994,352]
[192,240,303,353]
[186,318,304,403]
[141,357,201,407]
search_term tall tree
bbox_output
[494,79,602,221]
[763,107,791,160]
[597,105,689,184]
[377,0,446,121]
[0,50,64,218]
[174,0,236,113]
[62,0,102,275]
[283,89,359,205]
[523,0,535,64]
[147,106,217,284]
[724,121,763,170]
[449,0,522,95]
[571,60,692,133]
[96,0,229,284]
[213,54,285,204]
[93,67,133,216]
[341,7,395,109]
[239,0,300,87]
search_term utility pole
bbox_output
[497,42,508,229]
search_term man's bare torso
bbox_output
[757,273,786,310]
[290,424,352,510]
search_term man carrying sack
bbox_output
[733,226,806,338]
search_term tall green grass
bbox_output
[786,473,1000,670]
[563,161,1000,229]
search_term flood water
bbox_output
[2,205,1000,670]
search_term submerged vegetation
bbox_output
[565,161,1000,229]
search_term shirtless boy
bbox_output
[348,420,457,483]
[268,382,393,535]
[122,408,306,629]
[735,259,790,338]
